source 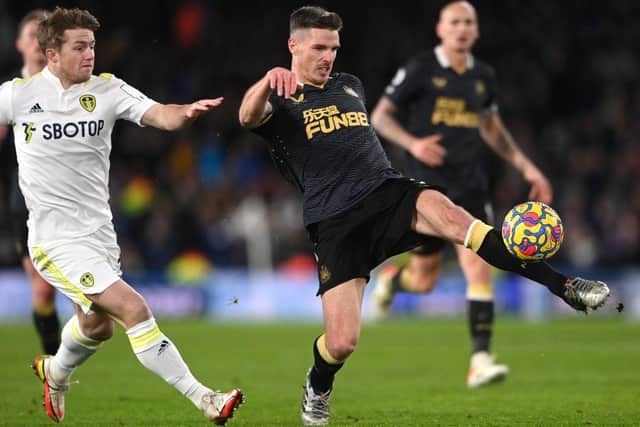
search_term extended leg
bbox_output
[414,189,610,312]
[89,280,244,424]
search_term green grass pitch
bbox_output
[1,317,638,426]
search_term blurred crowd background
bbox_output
[0,0,638,278]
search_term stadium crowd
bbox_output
[0,1,638,273]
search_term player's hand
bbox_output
[185,97,224,119]
[524,166,553,204]
[265,67,302,98]
[408,134,446,166]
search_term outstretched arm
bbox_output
[141,97,223,131]
[238,67,299,128]
[371,97,445,166]
[480,112,553,203]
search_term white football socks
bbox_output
[48,315,101,385]
[126,318,210,407]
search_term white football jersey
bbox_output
[0,67,157,246]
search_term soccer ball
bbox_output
[501,202,564,261]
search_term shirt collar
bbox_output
[434,45,474,69]
[42,66,91,92]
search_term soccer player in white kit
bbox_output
[0,7,243,425]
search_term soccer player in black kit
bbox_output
[238,6,609,425]
[369,1,554,388]
[0,9,60,355]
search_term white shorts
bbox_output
[29,223,122,314]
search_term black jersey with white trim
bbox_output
[384,50,498,198]
[252,72,401,226]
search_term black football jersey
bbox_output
[384,49,498,199]
[252,72,401,226]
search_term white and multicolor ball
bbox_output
[501,202,564,261]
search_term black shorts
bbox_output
[307,178,443,295]
[411,190,493,256]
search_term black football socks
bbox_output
[33,309,61,354]
[309,335,344,394]
[475,228,566,297]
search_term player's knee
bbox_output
[127,300,153,325]
[118,291,153,326]
[326,334,358,361]
[443,204,473,238]
[427,194,471,236]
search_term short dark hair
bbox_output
[37,7,100,54]
[18,9,49,34]
[289,6,342,34]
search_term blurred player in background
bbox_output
[370,0,554,388]
[239,5,608,425]
[0,9,61,355]
[0,7,242,424]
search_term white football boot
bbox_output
[467,351,509,388]
[200,389,244,425]
[301,369,331,426]
[33,355,69,423]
